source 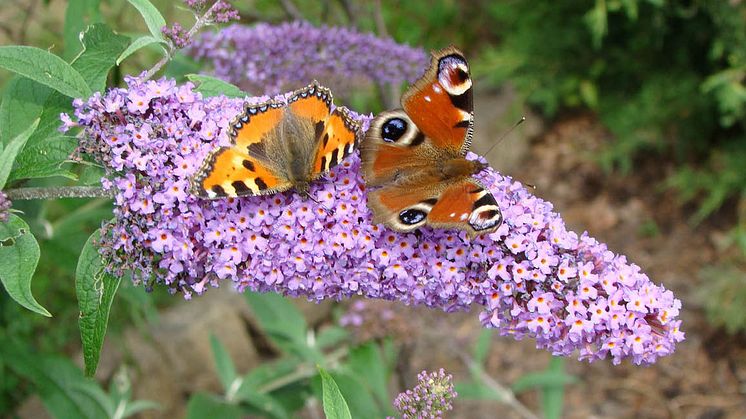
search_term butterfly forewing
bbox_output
[192,100,292,198]
[401,46,473,155]
[312,106,361,177]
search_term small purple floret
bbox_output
[393,369,456,419]
[0,192,11,223]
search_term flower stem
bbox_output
[141,1,225,81]
[4,186,112,200]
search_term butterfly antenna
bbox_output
[483,116,526,159]
[305,193,335,216]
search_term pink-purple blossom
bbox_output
[187,21,428,96]
[0,192,10,223]
[392,369,456,419]
[66,74,684,366]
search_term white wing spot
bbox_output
[459,213,469,221]
[433,85,443,94]
[449,212,456,218]
[424,96,432,102]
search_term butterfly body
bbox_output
[361,47,502,236]
[192,81,361,199]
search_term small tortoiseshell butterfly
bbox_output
[192,81,362,199]
[361,46,502,236]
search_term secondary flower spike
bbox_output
[66,75,683,366]
[187,21,428,95]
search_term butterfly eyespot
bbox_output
[399,208,427,225]
[381,118,408,143]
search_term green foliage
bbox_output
[186,74,247,98]
[76,229,122,377]
[319,367,353,419]
[182,293,396,418]
[126,0,168,42]
[0,46,91,99]
[699,264,746,334]
[0,214,50,317]
[478,0,746,219]
[513,358,576,419]
[456,330,575,419]
[0,120,39,190]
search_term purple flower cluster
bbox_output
[392,369,456,419]
[162,23,190,49]
[0,191,10,223]
[186,21,428,96]
[184,0,239,22]
[66,75,683,365]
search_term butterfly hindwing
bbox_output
[367,178,501,236]
[401,46,473,154]
[361,110,436,187]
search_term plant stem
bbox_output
[141,1,225,81]
[4,186,112,200]
[459,352,540,419]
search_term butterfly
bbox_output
[360,46,502,237]
[191,81,362,199]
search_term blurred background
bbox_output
[1,0,744,418]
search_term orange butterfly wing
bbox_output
[367,178,501,236]
[311,106,361,176]
[401,46,473,154]
[191,101,292,198]
[361,46,502,236]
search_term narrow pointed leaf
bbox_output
[117,35,165,65]
[0,214,50,317]
[318,367,352,419]
[186,74,246,98]
[126,0,167,41]
[0,119,39,189]
[76,228,122,376]
[0,46,91,98]
[209,334,238,391]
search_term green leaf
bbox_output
[0,46,91,98]
[318,367,352,419]
[539,357,572,419]
[0,214,50,317]
[0,119,39,189]
[0,77,50,145]
[64,0,103,61]
[186,74,247,98]
[117,35,166,65]
[76,229,122,377]
[7,136,78,183]
[122,400,161,417]
[9,24,127,182]
[126,0,167,41]
[233,390,290,419]
[73,23,131,92]
[3,347,108,419]
[323,373,381,419]
[185,393,242,419]
[454,381,503,401]
[473,329,493,366]
[347,343,390,410]
[240,357,303,391]
[315,326,349,350]
[209,334,238,392]
[244,292,307,345]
